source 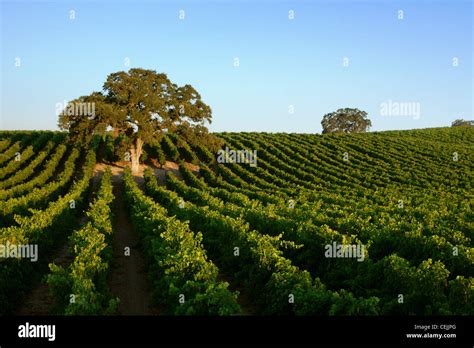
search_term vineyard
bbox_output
[0,127,472,316]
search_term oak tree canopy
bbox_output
[58,68,215,172]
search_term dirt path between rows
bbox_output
[102,163,156,315]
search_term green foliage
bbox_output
[161,134,180,162]
[184,127,473,315]
[145,170,379,315]
[321,108,372,134]
[0,140,60,193]
[0,132,50,180]
[0,148,80,224]
[0,148,96,314]
[145,143,166,166]
[47,168,118,315]
[447,276,474,315]
[194,143,215,163]
[124,167,241,315]
[1,127,472,316]
[58,68,215,171]
[169,133,199,164]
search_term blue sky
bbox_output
[1,0,472,132]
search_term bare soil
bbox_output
[103,163,157,315]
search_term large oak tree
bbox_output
[59,68,213,172]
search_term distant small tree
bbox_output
[451,119,473,127]
[321,108,371,134]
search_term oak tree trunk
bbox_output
[130,138,143,174]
